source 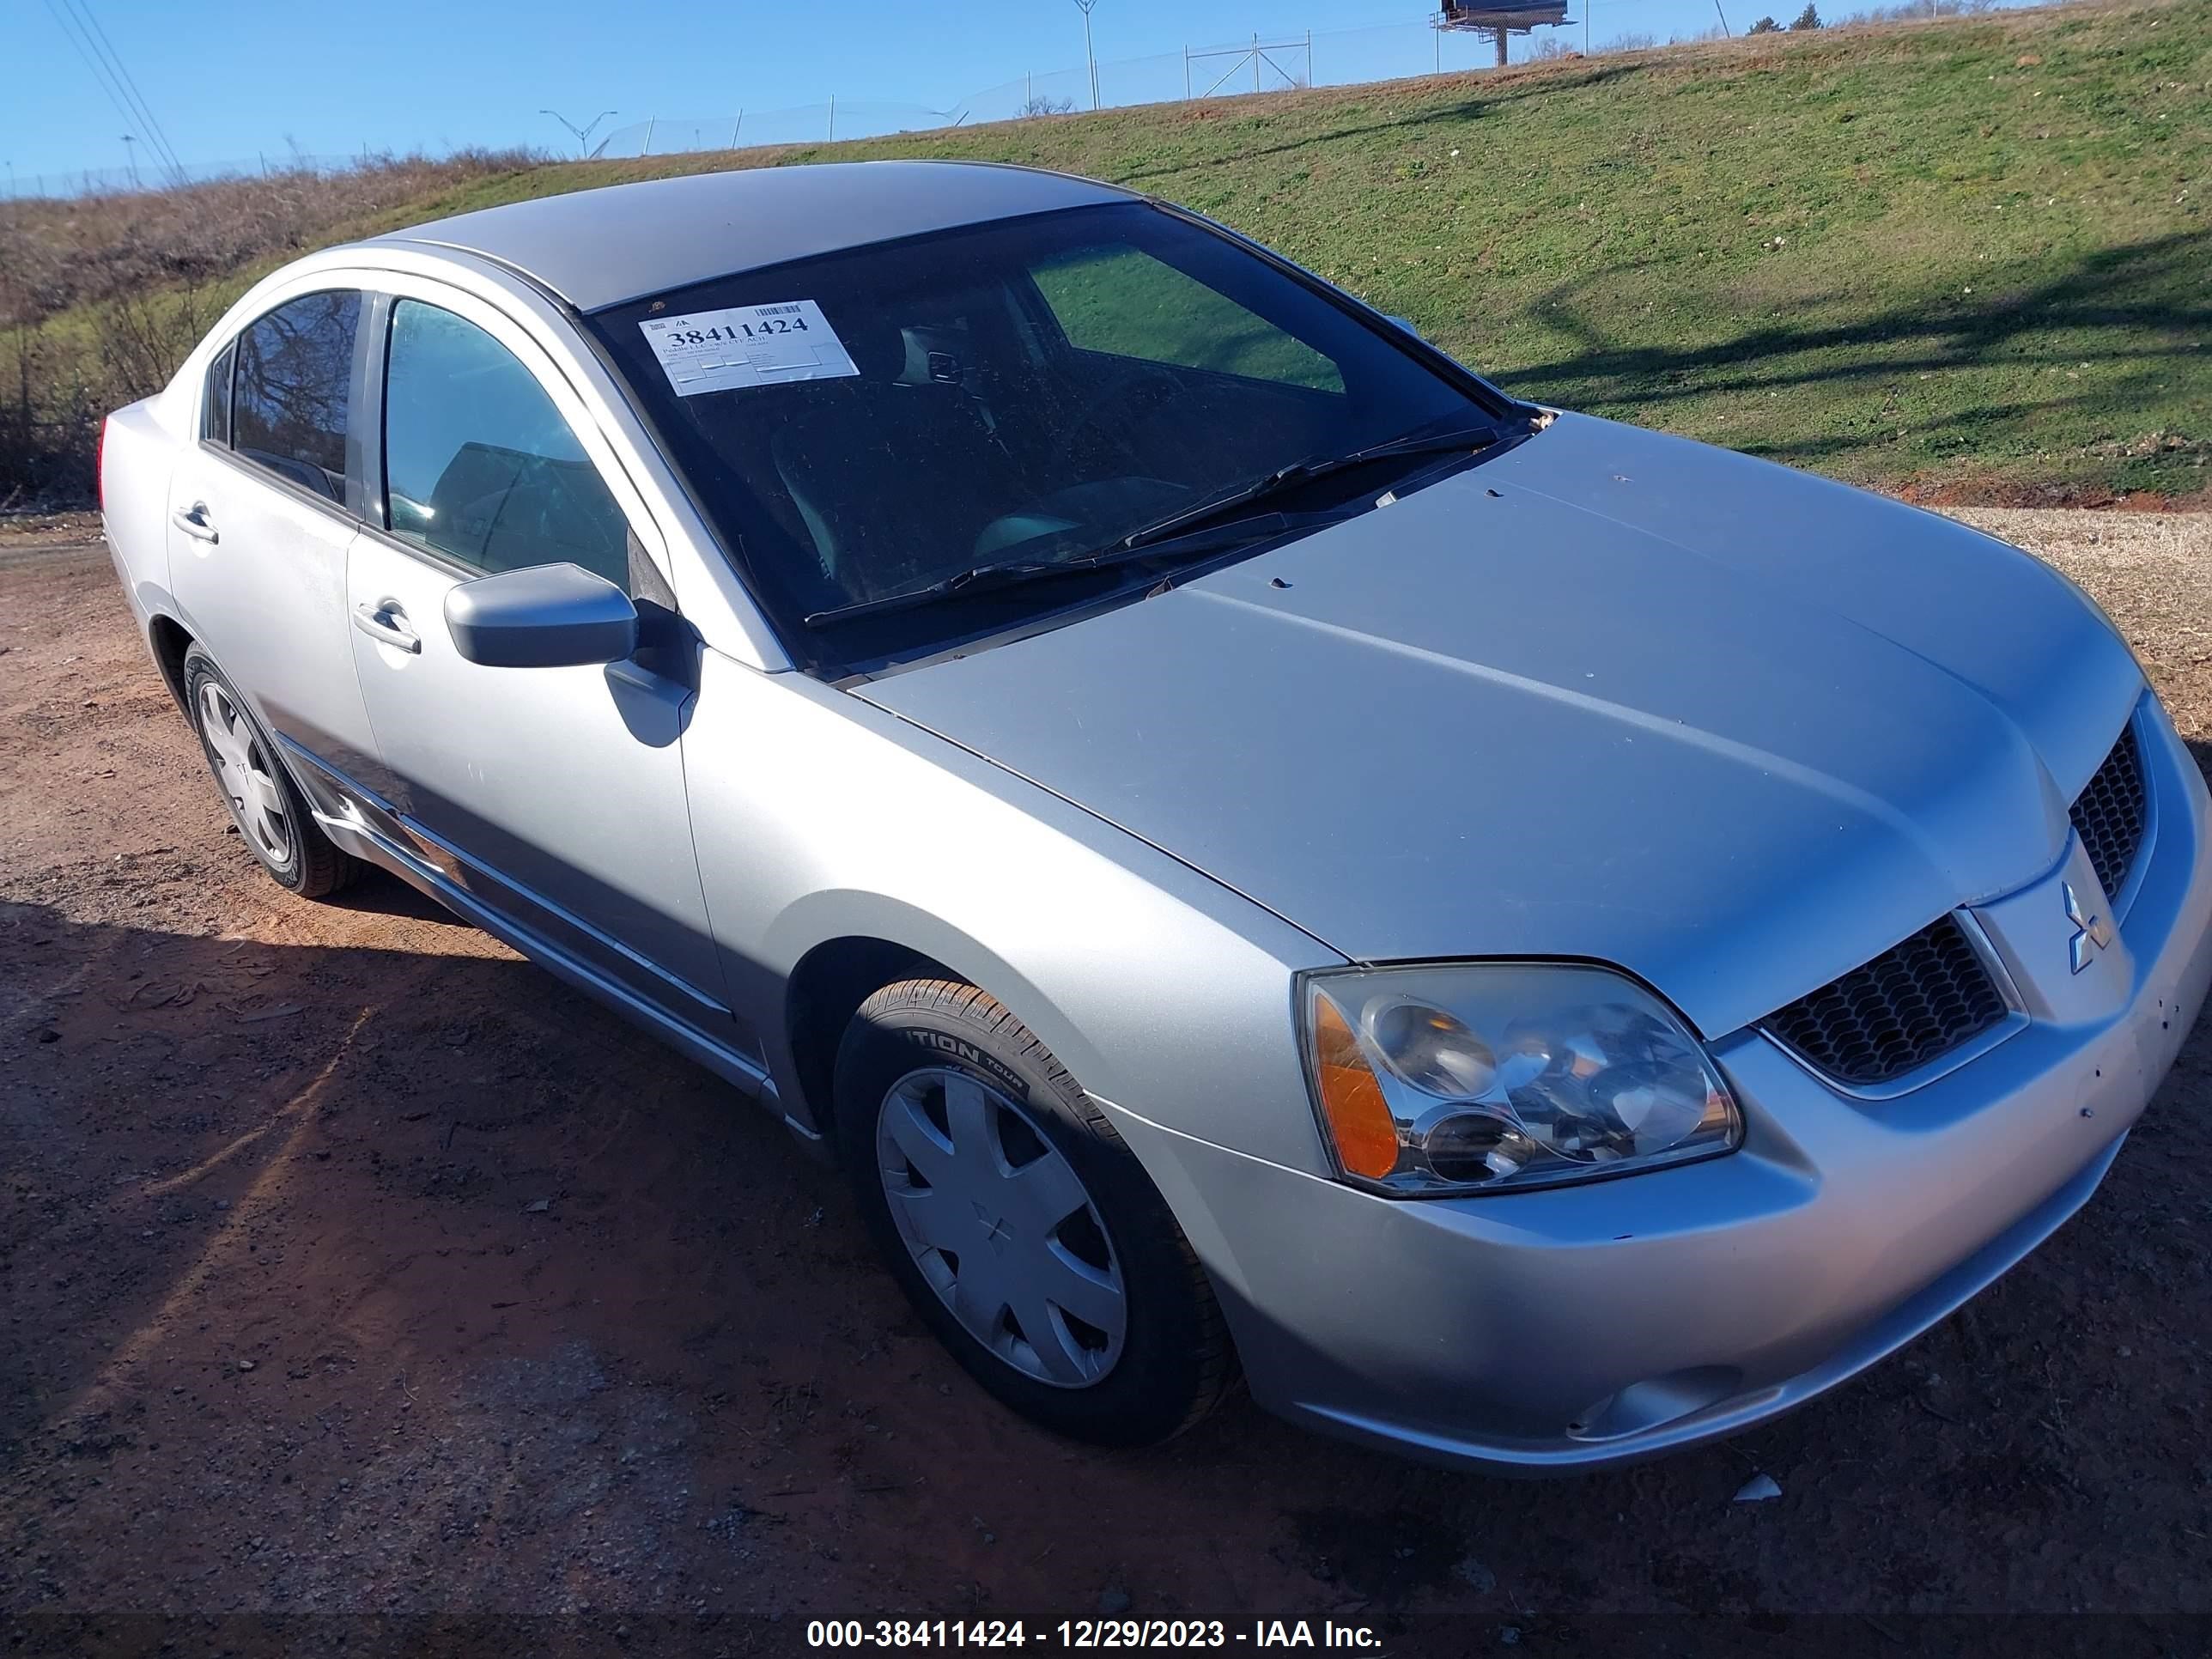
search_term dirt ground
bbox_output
[5,511,2212,1658]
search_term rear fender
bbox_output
[99,396,184,638]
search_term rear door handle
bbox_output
[171,502,219,544]
[352,600,421,653]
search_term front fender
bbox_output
[684,650,1343,1177]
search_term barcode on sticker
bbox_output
[757,305,802,316]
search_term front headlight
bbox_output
[1298,963,1741,1195]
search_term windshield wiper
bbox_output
[1114,422,1502,554]
[801,509,1345,628]
[799,422,1503,629]
[805,557,1092,628]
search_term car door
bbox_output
[165,289,386,788]
[345,284,730,1024]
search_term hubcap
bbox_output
[196,682,292,866]
[876,1066,1127,1388]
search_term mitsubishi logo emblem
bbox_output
[2064,881,2112,975]
[971,1200,1013,1255]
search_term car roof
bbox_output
[367,160,1137,313]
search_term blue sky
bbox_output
[8,0,1743,182]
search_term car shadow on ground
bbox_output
[5,872,2212,1628]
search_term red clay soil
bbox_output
[5,536,2212,1659]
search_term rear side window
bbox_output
[1030,244,1344,393]
[203,343,234,447]
[380,299,629,588]
[231,291,360,504]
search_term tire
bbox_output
[835,978,1236,1447]
[182,644,360,899]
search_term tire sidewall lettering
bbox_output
[902,1026,1031,1103]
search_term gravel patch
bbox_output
[1946,507,2212,739]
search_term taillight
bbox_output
[96,417,108,514]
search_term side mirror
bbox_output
[445,562,638,669]
[1385,314,1423,340]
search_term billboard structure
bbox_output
[1436,0,1573,66]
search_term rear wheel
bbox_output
[835,978,1236,1446]
[183,644,360,899]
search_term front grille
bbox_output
[2071,724,2146,902]
[1762,915,2008,1087]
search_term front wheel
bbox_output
[835,979,1236,1446]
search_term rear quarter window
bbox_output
[203,343,234,447]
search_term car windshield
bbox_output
[586,200,1510,667]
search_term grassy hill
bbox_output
[3,0,2206,507]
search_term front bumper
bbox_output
[1104,692,2212,1471]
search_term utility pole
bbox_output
[1713,0,1731,34]
[120,133,138,189]
[539,108,619,159]
[1072,0,1102,111]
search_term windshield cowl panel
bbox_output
[585,200,1514,672]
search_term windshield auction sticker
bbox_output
[639,301,859,395]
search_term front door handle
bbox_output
[352,600,421,654]
[171,501,219,544]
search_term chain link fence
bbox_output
[592,15,1619,161]
[6,0,2021,194]
[581,0,2012,163]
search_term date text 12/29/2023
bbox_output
[805,1620,1386,1650]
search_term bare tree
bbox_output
[0,149,533,507]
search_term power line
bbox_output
[74,0,185,181]
[66,0,185,183]
[39,1,137,151]
[40,0,184,185]
[37,0,173,184]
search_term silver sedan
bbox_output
[97,161,2212,1469]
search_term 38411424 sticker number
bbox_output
[639,299,859,396]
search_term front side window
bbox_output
[586,201,1504,669]
[231,291,359,503]
[381,300,630,588]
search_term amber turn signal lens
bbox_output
[1310,992,1400,1180]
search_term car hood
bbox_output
[854,414,2144,1038]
